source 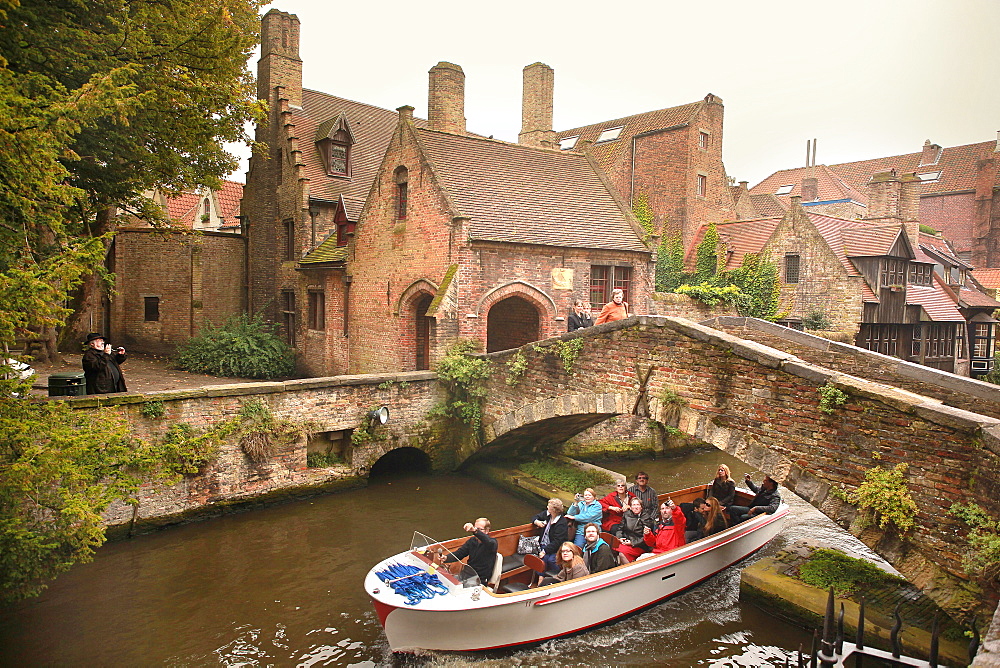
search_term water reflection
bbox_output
[0,448,879,666]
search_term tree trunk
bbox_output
[59,207,116,350]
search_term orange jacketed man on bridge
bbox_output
[595,288,629,324]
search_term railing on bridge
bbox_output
[778,587,980,667]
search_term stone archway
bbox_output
[369,447,431,477]
[486,295,540,353]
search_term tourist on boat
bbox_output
[706,464,736,507]
[567,298,594,332]
[628,471,658,516]
[703,497,729,536]
[581,523,617,574]
[566,488,603,546]
[639,499,686,558]
[680,497,709,542]
[729,474,782,523]
[615,497,653,562]
[539,542,590,586]
[599,480,635,533]
[595,288,629,325]
[442,518,497,586]
[532,498,569,572]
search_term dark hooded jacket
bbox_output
[82,348,127,394]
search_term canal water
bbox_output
[0,448,884,666]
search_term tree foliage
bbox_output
[694,222,719,283]
[656,232,686,292]
[0,375,234,602]
[0,0,265,353]
[632,192,655,238]
[723,252,783,320]
[176,313,295,380]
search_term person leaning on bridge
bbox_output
[567,298,594,332]
[442,518,497,586]
[728,474,781,524]
[82,332,127,394]
[594,288,629,325]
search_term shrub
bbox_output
[139,400,165,419]
[435,340,492,431]
[949,502,1000,582]
[520,459,613,492]
[307,451,341,468]
[803,310,833,330]
[818,383,848,414]
[176,313,294,379]
[849,463,917,533]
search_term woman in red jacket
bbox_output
[640,499,686,559]
[599,481,634,533]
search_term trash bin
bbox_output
[48,371,87,397]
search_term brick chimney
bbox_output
[899,172,921,250]
[866,170,902,222]
[518,62,555,149]
[801,177,818,202]
[258,10,302,108]
[428,62,466,134]
[919,139,941,166]
[397,105,414,122]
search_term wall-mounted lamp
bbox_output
[368,405,389,426]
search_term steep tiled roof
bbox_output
[165,192,201,225]
[751,164,868,204]
[750,140,999,205]
[416,129,649,253]
[972,268,1000,291]
[686,218,781,270]
[300,237,348,265]
[554,101,702,171]
[216,180,243,222]
[840,224,903,258]
[748,193,788,217]
[296,90,426,211]
[957,285,1000,309]
[806,213,875,276]
[906,283,965,321]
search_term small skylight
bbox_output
[596,126,624,143]
[559,135,579,150]
[916,171,942,183]
[775,184,794,195]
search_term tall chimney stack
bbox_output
[427,62,466,134]
[919,139,941,166]
[258,10,302,108]
[519,62,555,149]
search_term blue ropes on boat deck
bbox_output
[375,562,450,606]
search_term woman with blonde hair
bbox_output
[531,498,568,572]
[540,542,590,585]
[706,464,736,508]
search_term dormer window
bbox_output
[775,184,794,196]
[315,114,355,177]
[916,171,942,183]
[596,126,624,143]
[908,262,933,286]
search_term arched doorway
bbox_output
[486,295,540,353]
[414,293,433,370]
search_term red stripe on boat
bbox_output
[371,598,397,628]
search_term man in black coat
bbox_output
[82,332,128,394]
[567,299,594,332]
[729,474,782,524]
[444,518,497,586]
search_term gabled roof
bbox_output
[749,139,999,206]
[686,218,781,270]
[840,224,906,258]
[554,100,704,171]
[159,180,243,228]
[296,89,427,211]
[972,268,1000,291]
[805,213,874,276]
[165,191,201,225]
[415,129,649,253]
[751,164,868,204]
[748,193,788,217]
[906,282,965,321]
[956,285,1000,309]
[300,239,348,265]
[216,180,243,223]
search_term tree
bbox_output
[0,0,265,357]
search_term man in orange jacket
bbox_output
[595,288,629,324]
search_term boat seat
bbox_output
[600,532,629,566]
[487,553,505,588]
[523,553,558,579]
[501,553,525,573]
[499,580,530,594]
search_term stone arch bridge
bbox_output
[472,315,1000,615]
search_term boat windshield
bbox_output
[409,531,481,588]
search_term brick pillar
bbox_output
[428,62,466,134]
[866,170,902,223]
[258,10,302,108]
[900,173,922,251]
[518,62,555,149]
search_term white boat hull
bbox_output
[366,505,788,652]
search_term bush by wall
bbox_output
[176,313,294,379]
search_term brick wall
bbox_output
[110,229,245,354]
[62,371,440,530]
[477,316,1000,608]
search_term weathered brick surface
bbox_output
[477,315,1000,606]
[110,229,245,354]
[65,372,440,528]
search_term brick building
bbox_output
[749,136,1000,266]
[692,171,999,377]
[243,11,652,376]
[555,93,742,250]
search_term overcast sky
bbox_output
[230,0,999,187]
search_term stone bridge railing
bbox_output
[479,315,1000,616]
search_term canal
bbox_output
[0,448,885,666]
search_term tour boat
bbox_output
[365,484,789,653]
